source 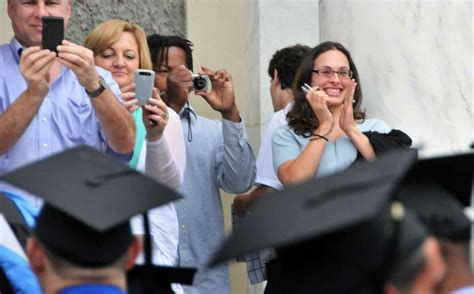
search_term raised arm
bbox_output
[57,40,135,154]
[0,47,56,155]
[197,66,256,193]
[143,89,184,190]
[275,87,334,186]
[340,80,375,160]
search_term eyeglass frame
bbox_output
[312,68,353,79]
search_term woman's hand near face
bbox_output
[306,87,334,134]
[120,83,139,113]
[339,79,358,135]
[143,88,168,142]
[339,79,376,160]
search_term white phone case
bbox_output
[134,69,155,106]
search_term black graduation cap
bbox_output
[0,146,196,291]
[0,145,181,266]
[397,152,474,242]
[209,149,427,293]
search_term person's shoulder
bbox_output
[167,107,179,118]
[272,124,298,142]
[358,118,390,132]
[194,114,223,130]
[271,108,288,124]
[0,43,13,70]
[0,43,9,53]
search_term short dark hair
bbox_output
[267,44,311,89]
[147,34,194,71]
[287,41,366,137]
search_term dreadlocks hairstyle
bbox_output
[287,41,366,137]
[267,44,311,89]
[147,34,194,71]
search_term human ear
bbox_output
[125,236,143,270]
[26,238,46,275]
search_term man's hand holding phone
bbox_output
[19,47,56,99]
[56,40,100,92]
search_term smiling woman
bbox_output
[84,20,186,293]
[272,41,412,186]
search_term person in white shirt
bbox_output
[84,20,185,293]
[232,44,310,217]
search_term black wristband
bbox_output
[309,134,329,142]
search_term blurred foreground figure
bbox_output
[0,146,190,294]
[397,152,474,294]
[210,149,447,294]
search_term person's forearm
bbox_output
[221,104,240,122]
[249,185,274,201]
[145,139,182,190]
[0,90,45,155]
[218,120,256,193]
[278,138,327,186]
[347,128,375,160]
[91,89,135,154]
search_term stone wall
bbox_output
[67,0,185,44]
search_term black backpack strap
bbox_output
[0,193,31,249]
[0,266,15,294]
[0,193,27,226]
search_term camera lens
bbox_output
[193,76,207,91]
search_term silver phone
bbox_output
[301,83,312,95]
[134,69,155,106]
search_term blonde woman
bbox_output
[85,20,185,283]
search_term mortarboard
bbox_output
[0,145,196,292]
[209,149,427,293]
[0,145,182,267]
[397,152,474,242]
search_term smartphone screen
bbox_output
[42,17,64,53]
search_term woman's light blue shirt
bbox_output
[272,119,390,179]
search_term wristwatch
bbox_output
[85,76,107,98]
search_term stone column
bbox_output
[68,0,185,43]
[246,0,319,150]
[0,0,14,43]
[319,0,473,156]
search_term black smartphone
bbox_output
[42,16,64,53]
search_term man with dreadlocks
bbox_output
[147,34,256,294]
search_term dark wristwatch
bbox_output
[85,76,107,98]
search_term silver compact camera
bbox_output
[191,74,209,92]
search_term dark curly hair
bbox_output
[267,44,311,89]
[147,34,194,71]
[287,41,366,137]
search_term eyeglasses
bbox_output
[312,68,353,79]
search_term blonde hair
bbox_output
[84,19,152,70]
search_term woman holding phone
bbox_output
[272,41,411,187]
[84,19,185,284]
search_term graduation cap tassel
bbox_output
[142,212,154,293]
[143,212,152,266]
